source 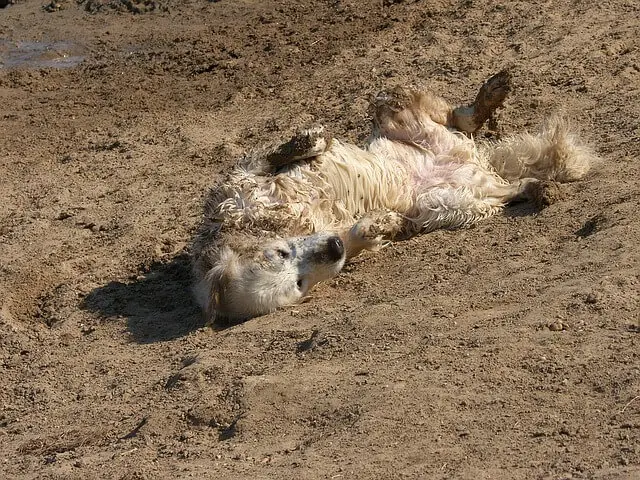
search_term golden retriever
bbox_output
[191,72,595,322]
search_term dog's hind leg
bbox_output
[409,165,545,231]
[371,71,511,149]
[451,70,512,134]
[371,86,459,152]
[477,177,568,210]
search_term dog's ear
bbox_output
[203,247,240,324]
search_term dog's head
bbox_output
[194,231,346,323]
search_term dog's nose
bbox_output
[326,236,344,261]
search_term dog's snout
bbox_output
[326,236,344,261]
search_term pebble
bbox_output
[585,292,601,304]
[548,321,565,332]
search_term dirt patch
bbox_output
[77,0,170,14]
[1,1,639,479]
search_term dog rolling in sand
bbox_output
[191,72,595,322]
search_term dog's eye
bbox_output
[276,248,290,259]
[296,279,303,290]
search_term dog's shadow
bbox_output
[81,252,205,343]
[503,201,539,218]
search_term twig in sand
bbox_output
[620,395,640,414]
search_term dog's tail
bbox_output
[481,115,597,183]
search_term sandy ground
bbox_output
[1,1,639,479]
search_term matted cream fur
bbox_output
[191,72,596,322]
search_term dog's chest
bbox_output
[317,141,414,216]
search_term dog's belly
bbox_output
[263,136,484,232]
[318,137,481,213]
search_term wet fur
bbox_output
[191,74,597,322]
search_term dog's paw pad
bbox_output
[298,126,333,155]
[455,71,512,133]
[478,70,512,108]
[348,220,384,250]
[526,180,565,209]
[288,127,332,159]
[266,126,332,168]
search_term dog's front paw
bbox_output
[265,125,333,169]
[346,211,408,256]
[348,217,385,252]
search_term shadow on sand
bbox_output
[503,201,540,218]
[81,253,205,343]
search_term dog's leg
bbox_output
[372,86,454,130]
[410,167,542,231]
[241,126,333,174]
[410,172,567,231]
[451,70,512,134]
[264,126,333,169]
[372,71,511,143]
[340,210,412,259]
[481,178,567,210]
[371,87,459,153]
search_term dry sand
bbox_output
[1,1,638,478]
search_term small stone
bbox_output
[585,292,601,304]
[548,321,565,331]
[559,426,572,436]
